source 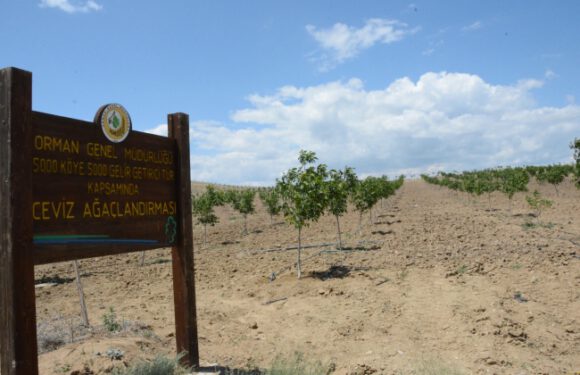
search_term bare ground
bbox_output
[35,179,580,374]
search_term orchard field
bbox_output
[33,175,580,374]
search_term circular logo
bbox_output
[97,104,131,143]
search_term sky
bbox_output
[2,0,580,185]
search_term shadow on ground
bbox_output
[309,265,351,280]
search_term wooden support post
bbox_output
[168,113,199,369]
[73,260,90,327]
[0,68,38,374]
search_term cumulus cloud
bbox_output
[146,72,580,185]
[306,18,419,71]
[39,0,102,13]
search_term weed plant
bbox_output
[103,307,122,332]
[267,352,327,375]
[111,354,189,375]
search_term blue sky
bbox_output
[2,1,580,185]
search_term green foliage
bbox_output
[111,354,190,375]
[192,185,226,226]
[571,138,580,188]
[351,177,381,218]
[192,193,218,227]
[276,151,328,231]
[102,307,121,333]
[192,185,225,245]
[225,189,256,234]
[259,188,282,223]
[350,175,402,227]
[326,167,357,218]
[267,352,328,375]
[276,150,328,278]
[498,167,529,201]
[228,189,256,216]
[326,167,358,249]
[526,190,553,219]
[536,164,572,195]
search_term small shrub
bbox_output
[111,354,190,375]
[54,362,72,374]
[268,352,328,375]
[37,331,66,352]
[103,307,122,333]
[525,190,552,220]
[106,348,125,360]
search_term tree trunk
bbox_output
[358,212,363,232]
[243,214,248,235]
[487,193,492,211]
[335,215,343,250]
[139,251,146,266]
[203,224,207,247]
[297,227,302,279]
[73,260,89,327]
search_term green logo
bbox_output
[109,111,121,130]
[98,103,131,143]
[165,216,177,244]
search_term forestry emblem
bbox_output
[96,103,131,143]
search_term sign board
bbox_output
[31,110,179,264]
[0,67,199,374]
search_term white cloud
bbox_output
[39,0,102,14]
[143,124,167,136]
[146,72,580,185]
[306,18,419,71]
[463,21,483,32]
[544,69,557,79]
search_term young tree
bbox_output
[351,176,382,230]
[259,188,282,225]
[526,190,553,223]
[276,150,328,278]
[571,138,580,188]
[377,175,395,209]
[537,165,570,196]
[326,166,358,250]
[191,185,224,246]
[480,170,499,211]
[226,189,256,235]
[498,167,529,213]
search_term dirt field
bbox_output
[35,179,580,374]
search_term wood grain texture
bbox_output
[168,113,200,369]
[0,67,38,375]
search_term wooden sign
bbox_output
[31,110,179,264]
[0,67,199,374]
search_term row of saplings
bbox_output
[420,139,580,214]
[192,150,404,278]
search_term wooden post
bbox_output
[73,260,90,327]
[168,113,199,368]
[0,68,38,374]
